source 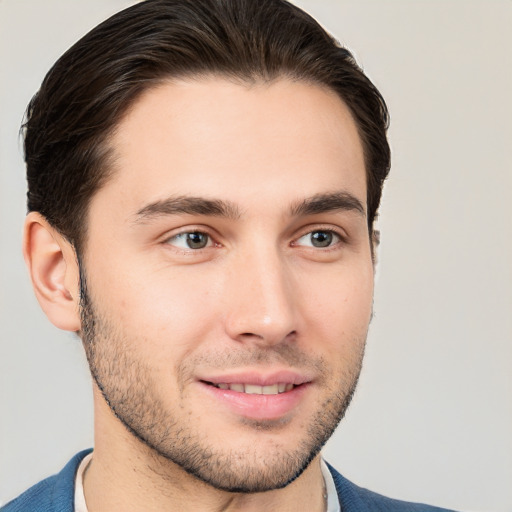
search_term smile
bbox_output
[198,376,311,420]
[209,382,296,394]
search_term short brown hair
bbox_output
[24,0,390,253]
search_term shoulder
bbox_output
[326,463,460,512]
[1,449,92,512]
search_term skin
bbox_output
[24,77,374,512]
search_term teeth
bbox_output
[263,384,279,395]
[213,382,295,394]
[245,384,264,394]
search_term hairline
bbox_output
[73,71,374,256]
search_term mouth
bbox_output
[203,381,297,395]
[197,373,311,421]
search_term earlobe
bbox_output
[23,212,81,332]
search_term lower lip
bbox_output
[198,382,310,421]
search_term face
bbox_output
[80,77,373,492]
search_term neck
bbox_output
[84,394,327,512]
[84,447,326,512]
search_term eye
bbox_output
[295,230,341,248]
[166,231,212,250]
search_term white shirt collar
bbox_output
[74,452,92,512]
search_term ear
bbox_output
[371,229,380,267]
[23,212,81,331]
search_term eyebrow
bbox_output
[134,196,242,223]
[133,190,365,224]
[289,191,366,218]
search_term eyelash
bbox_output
[163,225,346,253]
[293,230,342,249]
[291,225,347,250]
[164,228,218,251]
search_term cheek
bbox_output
[298,262,374,344]
[93,264,221,356]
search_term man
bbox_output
[2,0,458,511]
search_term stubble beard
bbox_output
[78,266,366,493]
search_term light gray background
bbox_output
[1,1,511,510]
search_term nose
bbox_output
[224,248,298,347]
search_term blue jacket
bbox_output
[2,449,457,511]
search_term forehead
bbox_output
[95,77,366,216]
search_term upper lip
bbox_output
[197,370,313,387]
